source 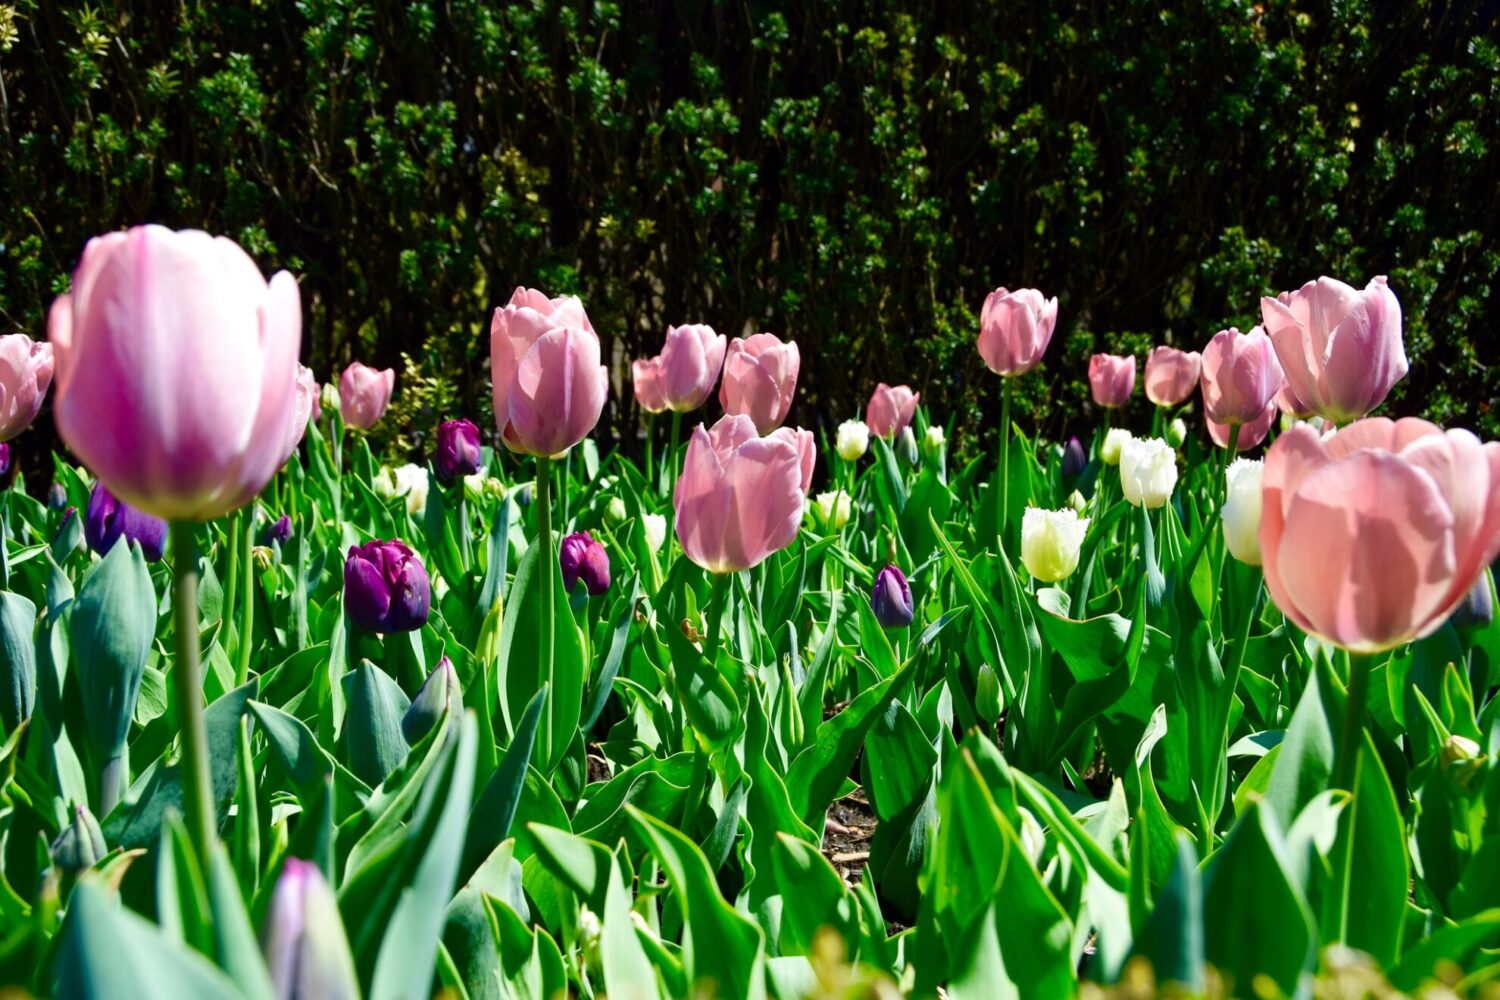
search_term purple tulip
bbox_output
[434,418,482,485]
[84,482,167,562]
[1061,436,1086,478]
[559,531,611,596]
[262,859,360,1000]
[47,481,68,510]
[0,442,11,485]
[871,564,914,629]
[263,514,293,546]
[343,539,431,633]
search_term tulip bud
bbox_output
[1221,459,1264,566]
[253,546,274,572]
[50,805,106,873]
[263,859,361,1000]
[1441,734,1485,790]
[1449,573,1494,631]
[1019,807,1046,866]
[1021,507,1090,583]
[871,565,914,629]
[1101,428,1132,466]
[262,514,293,547]
[978,287,1058,377]
[899,426,919,466]
[462,473,486,505]
[1067,490,1087,514]
[923,425,946,459]
[813,491,853,531]
[1166,418,1187,449]
[343,539,431,633]
[1119,437,1178,509]
[402,656,461,745]
[560,531,610,597]
[84,483,167,562]
[1088,354,1136,408]
[320,381,341,417]
[605,496,628,526]
[578,905,603,971]
[1061,436,1086,478]
[339,361,395,431]
[47,481,68,511]
[433,418,483,485]
[866,383,920,440]
[719,333,800,434]
[484,477,507,500]
[975,664,1001,724]
[836,420,870,462]
[0,443,11,485]
[642,513,667,556]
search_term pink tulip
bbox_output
[1208,399,1276,451]
[977,288,1058,377]
[1200,326,1284,426]
[780,426,816,492]
[0,334,54,441]
[632,358,668,414]
[674,413,809,573]
[1088,354,1136,408]
[719,333,799,434]
[659,324,727,412]
[1261,417,1500,653]
[490,286,608,457]
[1144,347,1202,408]
[1260,276,1407,424]
[339,362,394,430]
[47,225,301,522]
[276,364,318,465]
[865,383,920,439]
[1275,381,1314,420]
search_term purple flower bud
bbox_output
[343,539,431,633]
[263,514,293,547]
[47,481,68,510]
[84,483,167,562]
[871,564,914,629]
[402,655,461,744]
[559,531,611,597]
[0,443,11,483]
[1062,436,1087,478]
[433,418,483,485]
[262,859,360,1000]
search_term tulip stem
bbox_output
[704,572,729,665]
[1334,651,1373,792]
[236,509,255,686]
[170,521,217,858]
[998,378,1012,548]
[536,456,555,691]
[644,414,655,486]
[668,412,683,490]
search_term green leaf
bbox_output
[1134,835,1204,991]
[462,683,547,883]
[1320,732,1407,966]
[341,661,411,788]
[602,852,661,999]
[0,590,36,735]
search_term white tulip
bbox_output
[1119,437,1177,509]
[1221,458,1263,566]
[642,513,667,556]
[1101,428,1133,466]
[835,420,870,462]
[813,490,853,531]
[923,424,946,457]
[1021,507,1090,582]
[392,463,429,516]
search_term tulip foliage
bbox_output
[2,262,1500,1000]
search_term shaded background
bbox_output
[2,0,1497,471]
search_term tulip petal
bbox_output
[721,436,805,571]
[508,326,606,457]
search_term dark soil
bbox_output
[822,793,877,887]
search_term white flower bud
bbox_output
[1221,458,1264,566]
[1101,428,1133,466]
[813,491,853,531]
[642,513,667,556]
[1021,507,1090,582]
[835,420,870,462]
[1119,437,1177,509]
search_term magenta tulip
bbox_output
[1144,347,1202,408]
[865,383,920,439]
[1261,417,1500,653]
[1260,276,1407,424]
[47,225,301,521]
[631,358,669,414]
[1208,399,1276,451]
[674,413,809,573]
[719,333,800,434]
[490,286,608,457]
[0,334,54,441]
[1089,354,1136,408]
[637,324,727,413]
[1200,326,1284,427]
[977,287,1058,377]
[339,362,394,430]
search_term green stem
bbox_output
[236,510,255,686]
[1220,424,1241,505]
[170,522,216,857]
[1150,407,1162,440]
[536,455,555,692]
[644,414,655,485]
[998,377,1012,547]
[223,512,240,652]
[1334,651,1373,791]
[669,412,683,490]
[704,572,730,665]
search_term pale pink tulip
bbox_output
[865,383,920,439]
[1208,399,1276,451]
[1200,326,1284,426]
[1260,276,1407,424]
[1275,381,1315,420]
[1144,347,1202,408]
[657,324,726,412]
[339,362,394,430]
[632,358,668,414]
[490,286,608,457]
[1261,417,1500,653]
[47,225,301,521]
[0,334,54,441]
[774,426,816,492]
[977,288,1058,377]
[276,364,318,465]
[674,414,808,573]
[719,333,799,434]
[1089,354,1136,408]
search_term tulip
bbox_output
[50,805,106,874]
[1101,428,1132,466]
[1260,276,1407,423]
[977,287,1058,377]
[638,324,727,413]
[871,564,915,629]
[403,656,461,744]
[836,420,870,462]
[374,464,429,516]
[344,539,431,633]
[1166,418,1188,449]
[719,333,800,434]
[84,482,167,562]
[899,426,919,466]
[1089,354,1136,409]
[975,664,1002,724]
[1067,490,1087,514]
[1261,417,1500,653]
[263,859,361,1000]
[48,225,302,522]
[320,381,341,419]
[1061,437,1087,478]
[0,334,54,441]
[1275,381,1315,421]
[0,443,11,485]
[339,361,394,431]
[674,414,809,573]
[434,418,482,485]
[491,287,608,457]
[1208,399,1277,452]
[262,514,293,547]
[1200,326,1284,428]
[277,364,318,467]
[813,490,853,531]
[1221,458,1264,566]
[642,513,667,556]
[1021,507,1090,583]
[1119,437,1177,509]
[632,358,668,414]
[1144,346,1202,408]
[560,531,611,596]
[866,383,920,439]
[605,496,628,526]
[923,425,946,459]
[47,482,67,511]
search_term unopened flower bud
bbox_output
[871,565,914,629]
[835,420,870,462]
[605,496,627,526]
[560,532,610,597]
[976,664,1001,725]
[813,491,852,531]
[402,656,461,745]
[642,513,667,556]
[1101,428,1132,466]
[1166,417,1187,449]
[262,859,360,1000]
[922,425,946,459]
[50,805,106,873]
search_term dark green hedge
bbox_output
[3,0,1497,462]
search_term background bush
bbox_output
[2,0,1497,466]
